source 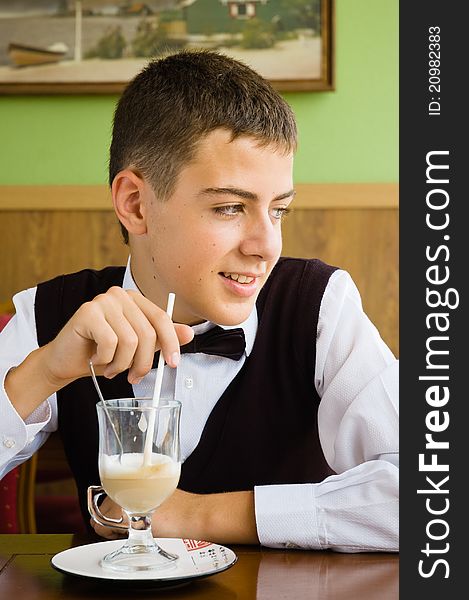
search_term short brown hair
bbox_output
[109,49,297,243]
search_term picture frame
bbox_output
[0,0,334,95]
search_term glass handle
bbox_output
[87,485,127,531]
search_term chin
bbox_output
[211,304,254,327]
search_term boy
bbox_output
[0,50,398,552]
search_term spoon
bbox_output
[89,359,124,460]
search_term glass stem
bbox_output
[126,513,156,549]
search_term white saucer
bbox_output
[51,538,237,585]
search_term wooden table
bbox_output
[0,534,398,599]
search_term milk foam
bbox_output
[100,452,179,479]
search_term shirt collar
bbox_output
[123,256,257,357]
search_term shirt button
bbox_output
[3,438,16,449]
[184,377,193,389]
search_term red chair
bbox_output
[0,456,37,534]
[0,311,24,533]
[0,467,20,533]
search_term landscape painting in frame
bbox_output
[0,0,334,93]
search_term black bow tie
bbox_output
[152,325,246,367]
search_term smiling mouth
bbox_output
[221,272,255,284]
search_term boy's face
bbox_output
[134,128,294,325]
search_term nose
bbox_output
[238,213,281,262]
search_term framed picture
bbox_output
[0,0,334,94]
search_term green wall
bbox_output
[0,0,397,186]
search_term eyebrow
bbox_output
[196,187,296,202]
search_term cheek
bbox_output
[150,216,233,274]
[171,245,216,284]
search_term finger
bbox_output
[80,289,145,377]
[113,292,191,381]
[90,287,151,377]
[101,314,139,379]
[74,302,119,367]
[128,291,194,368]
[90,518,124,540]
[110,298,157,383]
[83,288,195,380]
[89,495,127,540]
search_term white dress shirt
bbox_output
[0,260,399,552]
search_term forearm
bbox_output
[4,344,72,420]
[195,490,259,545]
[152,489,259,545]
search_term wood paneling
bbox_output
[0,183,398,210]
[0,211,129,298]
[0,186,398,357]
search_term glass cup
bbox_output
[88,396,181,572]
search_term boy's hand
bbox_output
[42,287,194,387]
[5,287,194,419]
[91,488,259,545]
[90,490,201,541]
[90,495,127,540]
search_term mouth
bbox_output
[221,272,256,284]
[218,271,263,298]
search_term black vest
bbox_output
[35,258,337,526]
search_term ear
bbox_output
[111,169,149,236]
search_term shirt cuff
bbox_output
[0,366,51,464]
[254,483,322,549]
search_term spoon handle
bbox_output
[89,360,124,459]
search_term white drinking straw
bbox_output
[143,292,176,465]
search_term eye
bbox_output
[271,207,291,220]
[213,204,245,217]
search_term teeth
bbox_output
[223,272,254,284]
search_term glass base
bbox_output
[100,541,179,573]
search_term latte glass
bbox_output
[88,397,181,572]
